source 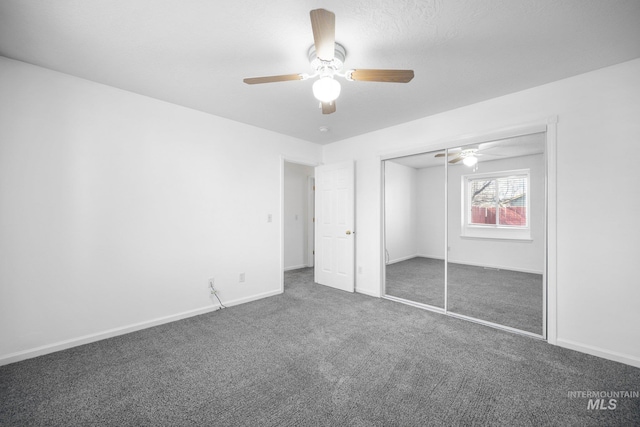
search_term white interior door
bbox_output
[314,161,355,292]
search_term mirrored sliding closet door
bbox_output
[446,134,546,335]
[383,131,547,337]
[383,151,445,309]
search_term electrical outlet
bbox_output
[208,278,216,294]
[239,272,245,283]
[267,214,272,223]
[358,266,363,274]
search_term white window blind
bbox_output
[468,174,528,227]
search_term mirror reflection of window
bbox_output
[447,132,545,335]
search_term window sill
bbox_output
[461,226,531,241]
[460,235,533,242]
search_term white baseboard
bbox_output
[0,288,282,367]
[387,254,419,265]
[223,289,282,307]
[391,254,540,275]
[284,264,309,271]
[416,254,444,260]
[447,258,543,275]
[556,338,640,369]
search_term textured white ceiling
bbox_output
[1,0,639,144]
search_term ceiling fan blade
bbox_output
[449,156,464,164]
[349,69,414,83]
[310,9,335,61]
[434,152,459,157]
[243,74,303,85]
[322,101,336,114]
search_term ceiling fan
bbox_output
[435,140,512,167]
[436,149,481,166]
[243,8,414,114]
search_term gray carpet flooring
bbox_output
[386,257,543,334]
[385,257,446,307]
[1,267,639,426]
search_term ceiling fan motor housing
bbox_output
[308,42,346,75]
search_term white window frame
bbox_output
[461,169,531,240]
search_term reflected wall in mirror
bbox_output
[446,132,546,335]
[384,151,445,308]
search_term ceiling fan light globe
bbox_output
[463,156,478,167]
[313,77,341,102]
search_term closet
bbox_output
[383,129,547,337]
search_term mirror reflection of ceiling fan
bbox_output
[243,9,414,114]
[435,141,507,167]
[435,149,481,166]
[435,140,511,166]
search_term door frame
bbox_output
[307,176,315,268]
[379,118,557,344]
[280,157,319,294]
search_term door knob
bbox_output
[346,230,352,235]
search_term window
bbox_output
[462,169,530,239]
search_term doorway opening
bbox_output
[282,160,316,292]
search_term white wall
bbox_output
[322,58,640,367]
[383,161,417,263]
[0,57,321,364]
[447,154,545,273]
[3,54,639,369]
[284,162,314,270]
[416,165,445,259]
